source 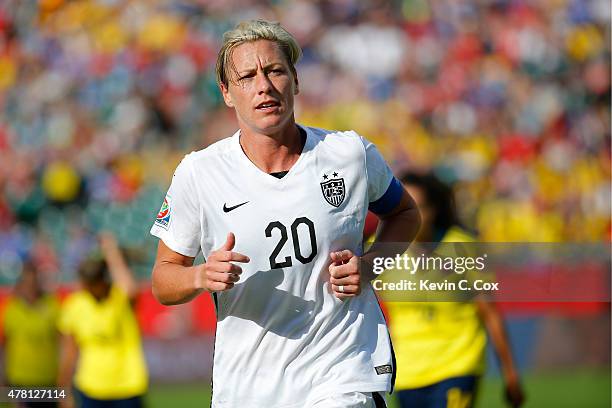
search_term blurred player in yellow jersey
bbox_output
[57,233,147,408]
[387,172,524,408]
[2,261,59,408]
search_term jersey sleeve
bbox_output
[150,155,201,257]
[57,298,75,335]
[1,300,15,337]
[361,137,403,215]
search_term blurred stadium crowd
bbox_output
[0,0,609,283]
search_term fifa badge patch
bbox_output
[155,195,171,230]
[320,172,345,207]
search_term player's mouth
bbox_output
[255,100,281,112]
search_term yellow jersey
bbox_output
[386,227,487,389]
[2,294,59,386]
[58,285,148,399]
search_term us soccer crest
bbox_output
[320,173,345,207]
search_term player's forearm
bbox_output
[57,359,74,389]
[477,301,520,383]
[100,233,138,297]
[152,262,204,305]
[361,205,421,282]
[491,322,520,384]
[104,244,138,297]
[57,335,77,388]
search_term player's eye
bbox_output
[239,73,255,81]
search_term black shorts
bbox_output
[373,391,387,408]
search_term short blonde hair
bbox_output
[216,20,302,87]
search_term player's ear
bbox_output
[219,82,234,108]
[293,73,299,95]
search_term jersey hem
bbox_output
[306,381,391,406]
[211,381,391,408]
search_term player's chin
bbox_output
[255,112,290,128]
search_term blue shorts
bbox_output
[396,375,479,408]
[17,401,58,408]
[74,388,144,408]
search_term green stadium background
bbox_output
[0,0,609,407]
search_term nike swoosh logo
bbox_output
[223,201,249,213]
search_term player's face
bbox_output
[220,40,299,136]
[17,268,41,301]
[83,280,111,301]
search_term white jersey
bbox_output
[151,125,399,408]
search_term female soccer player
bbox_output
[2,261,59,408]
[150,19,420,408]
[58,233,147,408]
[388,172,524,408]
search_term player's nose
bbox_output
[255,72,273,95]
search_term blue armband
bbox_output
[369,177,403,215]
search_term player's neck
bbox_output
[239,122,304,174]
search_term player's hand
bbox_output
[198,232,249,293]
[505,377,525,407]
[329,250,361,299]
